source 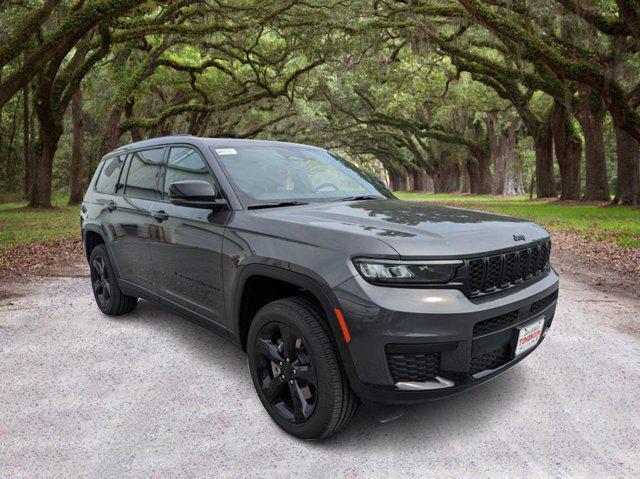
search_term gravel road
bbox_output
[1,271,639,478]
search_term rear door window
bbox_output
[125,148,165,200]
[95,155,125,194]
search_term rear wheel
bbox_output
[89,245,137,316]
[247,297,357,439]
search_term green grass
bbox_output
[397,192,640,249]
[0,199,80,253]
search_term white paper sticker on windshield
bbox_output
[215,148,237,155]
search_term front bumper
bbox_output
[333,269,560,405]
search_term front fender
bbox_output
[227,261,360,386]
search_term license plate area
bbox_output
[514,316,545,356]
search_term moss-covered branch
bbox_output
[457,0,640,139]
[553,0,630,36]
[0,0,146,108]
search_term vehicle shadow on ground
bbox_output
[330,368,524,446]
[124,299,525,446]
[112,299,248,371]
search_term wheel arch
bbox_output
[83,227,105,260]
[231,264,347,354]
[82,224,121,277]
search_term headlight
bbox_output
[353,259,463,285]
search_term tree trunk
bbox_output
[29,120,61,208]
[470,148,492,194]
[534,112,556,198]
[488,113,523,196]
[401,166,411,190]
[443,160,461,192]
[487,111,505,194]
[23,82,31,197]
[577,86,610,200]
[387,168,404,191]
[433,155,461,193]
[6,98,20,183]
[614,126,640,205]
[423,172,434,193]
[459,161,471,193]
[124,97,141,142]
[0,69,3,176]
[551,102,582,200]
[466,158,480,194]
[407,169,417,191]
[503,117,525,195]
[68,87,84,205]
[28,87,36,196]
[431,172,442,193]
[408,169,429,191]
[29,76,63,208]
[98,109,123,159]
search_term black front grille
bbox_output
[465,240,551,297]
[470,346,511,375]
[468,259,485,295]
[387,352,440,382]
[501,252,517,287]
[530,290,558,315]
[516,248,530,279]
[484,255,502,291]
[473,310,520,337]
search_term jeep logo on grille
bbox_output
[513,234,526,242]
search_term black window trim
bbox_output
[155,143,227,206]
[122,145,169,201]
[93,153,128,195]
[102,141,233,207]
[114,153,132,196]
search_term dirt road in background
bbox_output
[1,256,639,477]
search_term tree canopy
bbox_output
[0,0,639,206]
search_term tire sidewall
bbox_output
[89,245,115,314]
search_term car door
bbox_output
[90,152,150,288]
[147,145,228,327]
[109,146,166,288]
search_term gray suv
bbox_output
[81,136,559,439]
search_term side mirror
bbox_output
[169,180,227,210]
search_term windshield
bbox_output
[211,145,392,205]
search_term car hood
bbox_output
[255,199,549,257]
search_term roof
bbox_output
[108,136,323,156]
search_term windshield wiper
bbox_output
[247,201,309,210]
[332,195,382,202]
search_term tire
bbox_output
[89,244,137,316]
[247,296,358,439]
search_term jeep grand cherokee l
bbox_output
[81,136,560,439]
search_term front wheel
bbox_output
[247,296,357,440]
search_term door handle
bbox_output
[105,201,117,212]
[150,210,169,222]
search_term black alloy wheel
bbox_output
[254,322,318,423]
[91,255,112,310]
[88,244,137,316]
[247,297,358,439]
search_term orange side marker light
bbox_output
[334,308,351,343]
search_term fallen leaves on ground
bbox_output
[0,237,88,279]
[551,231,640,285]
